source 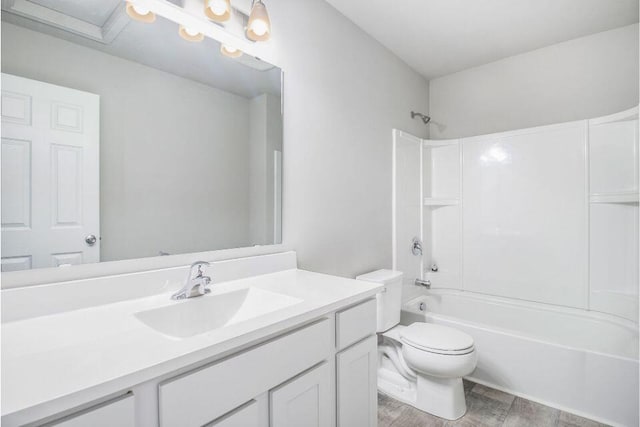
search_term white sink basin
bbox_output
[135,287,302,338]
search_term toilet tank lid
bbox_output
[355,269,403,284]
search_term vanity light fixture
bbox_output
[125,1,156,23]
[246,0,271,42]
[205,0,231,22]
[179,25,205,42]
[220,44,243,58]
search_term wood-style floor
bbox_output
[378,381,609,427]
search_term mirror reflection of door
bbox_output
[1,73,100,271]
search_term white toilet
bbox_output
[356,269,477,420]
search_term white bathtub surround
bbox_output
[1,251,382,426]
[391,107,638,426]
[357,270,477,420]
[402,290,639,427]
[393,107,639,322]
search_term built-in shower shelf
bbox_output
[423,198,460,206]
[589,192,639,204]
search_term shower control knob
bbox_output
[412,237,423,256]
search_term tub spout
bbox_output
[415,279,431,289]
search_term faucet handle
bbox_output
[189,261,210,278]
[172,261,212,300]
[190,260,210,268]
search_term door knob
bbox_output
[85,234,97,246]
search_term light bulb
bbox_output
[246,0,271,42]
[125,1,156,23]
[221,44,243,58]
[185,27,199,37]
[178,25,204,42]
[249,19,268,36]
[209,0,227,15]
[205,0,231,22]
[132,4,150,15]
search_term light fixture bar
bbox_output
[125,0,278,64]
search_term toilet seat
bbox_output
[400,323,475,355]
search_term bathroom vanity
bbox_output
[1,252,382,427]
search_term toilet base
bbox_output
[415,375,467,420]
[377,327,473,421]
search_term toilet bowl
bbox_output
[356,270,477,420]
[400,322,477,419]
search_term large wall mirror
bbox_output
[0,1,283,272]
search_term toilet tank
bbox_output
[356,270,403,333]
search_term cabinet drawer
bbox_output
[159,319,331,427]
[47,394,134,427]
[335,299,376,350]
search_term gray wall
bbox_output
[2,23,252,261]
[429,24,639,139]
[273,0,430,278]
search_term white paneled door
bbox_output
[1,73,99,271]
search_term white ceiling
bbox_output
[325,0,639,80]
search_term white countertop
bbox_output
[1,269,381,425]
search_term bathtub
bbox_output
[401,290,639,427]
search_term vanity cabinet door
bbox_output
[337,335,378,427]
[270,362,331,427]
[205,399,265,427]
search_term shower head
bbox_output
[411,111,431,125]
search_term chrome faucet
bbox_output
[171,261,212,300]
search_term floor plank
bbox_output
[557,411,608,427]
[378,393,408,427]
[445,388,513,427]
[390,405,446,427]
[462,379,475,396]
[502,397,559,427]
[378,382,610,427]
[470,384,515,406]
